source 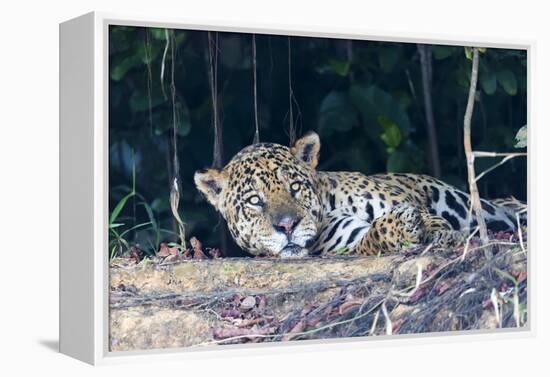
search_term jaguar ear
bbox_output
[194,168,228,210]
[291,131,321,170]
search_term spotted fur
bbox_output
[195,132,524,258]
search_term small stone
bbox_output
[240,296,256,311]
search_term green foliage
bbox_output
[497,69,518,96]
[316,59,351,76]
[480,71,497,95]
[515,126,527,148]
[108,26,527,256]
[378,115,402,151]
[318,91,358,136]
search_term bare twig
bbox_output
[490,288,502,328]
[461,226,480,262]
[417,44,441,178]
[398,261,424,298]
[369,309,380,336]
[463,48,489,253]
[381,302,392,335]
[473,151,527,181]
[513,286,521,327]
[516,209,527,254]
[472,151,528,158]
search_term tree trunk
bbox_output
[417,44,441,178]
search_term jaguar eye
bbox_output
[247,195,262,206]
[290,181,301,193]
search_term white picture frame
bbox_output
[59,11,534,365]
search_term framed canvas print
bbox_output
[59,12,532,365]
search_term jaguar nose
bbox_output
[273,215,302,236]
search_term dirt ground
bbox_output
[109,234,528,352]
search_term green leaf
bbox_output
[318,91,358,136]
[497,69,518,96]
[515,125,527,148]
[480,71,497,95]
[110,54,142,81]
[349,84,411,138]
[150,28,170,40]
[119,221,153,239]
[378,115,402,149]
[316,59,351,76]
[464,47,473,60]
[109,150,136,226]
[109,191,135,225]
[331,59,350,76]
[432,46,455,60]
[140,201,160,248]
[335,247,349,255]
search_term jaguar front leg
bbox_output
[357,205,464,256]
[420,212,465,250]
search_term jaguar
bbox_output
[194,132,524,258]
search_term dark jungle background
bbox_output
[108,25,527,258]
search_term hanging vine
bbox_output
[208,32,223,168]
[287,37,296,146]
[167,29,186,250]
[252,34,260,144]
[207,31,228,255]
[144,29,154,136]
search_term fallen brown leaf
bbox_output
[282,319,306,341]
[338,299,363,315]
[157,243,171,257]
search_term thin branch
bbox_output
[490,288,502,328]
[516,211,526,254]
[252,34,260,144]
[381,302,392,335]
[475,154,526,182]
[463,48,489,252]
[473,151,527,158]
[461,226,480,262]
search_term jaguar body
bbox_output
[194,132,522,258]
